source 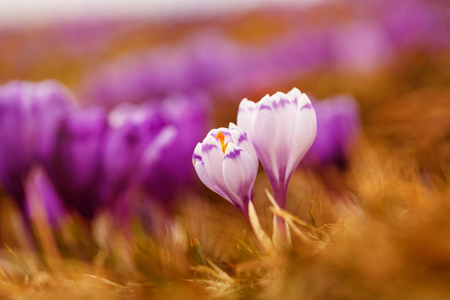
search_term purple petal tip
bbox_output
[192,153,203,162]
[300,103,313,111]
[224,148,243,159]
[201,143,218,153]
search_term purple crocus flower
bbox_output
[80,32,261,109]
[381,0,438,50]
[302,95,360,169]
[142,93,210,204]
[330,21,393,72]
[43,94,204,219]
[102,101,178,203]
[97,94,209,222]
[101,103,163,199]
[0,80,73,209]
[192,123,258,218]
[44,107,107,218]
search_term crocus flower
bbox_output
[142,93,210,204]
[101,102,164,200]
[192,123,258,217]
[330,22,392,72]
[237,88,317,209]
[102,101,178,204]
[80,32,261,109]
[0,80,73,210]
[381,0,438,49]
[45,107,107,218]
[238,88,316,246]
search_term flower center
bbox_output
[215,131,228,154]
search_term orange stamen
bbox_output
[215,131,228,154]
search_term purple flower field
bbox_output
[0,0,449,298]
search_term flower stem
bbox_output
[271,182,292,250]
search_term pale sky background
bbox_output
[0,0,329,28]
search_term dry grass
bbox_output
[1,78,449,298]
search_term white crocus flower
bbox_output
[192,123,258,217]
[237,88,317,207]
[237,88,317,247]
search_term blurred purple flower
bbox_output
[98,93,209,218]
[0,80,73,209]
[260,29,333,80]
[141,93,210,204]
[0,77,209,221]
[101,101,177,202]
[330,21,393,71]
[80,33,261,108]
[43,93,209,218]
[44,107,108,218]
[302,95,360,169]
[381,0,439,49]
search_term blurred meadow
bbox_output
[0,0,449,299]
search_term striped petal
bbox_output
[229,123,258,166]
[192,143,224,199]
[222,143,257,209]
[288,93,317,172]
[201,135,232,202]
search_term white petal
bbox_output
[287,87,302,102]
[201,135,232,200]
[273,95,298,181]
[297,92,313,109]
[222,143,257,208]
[193,144,211,187]
[270,92,285,103]
[252,96,278,179]
[252,92,298,182]
[208,127,231,142]
[229,127,258,167]
[236,98,256,135]
[228,122,239,131]
[206,128,219,139]
[288,99,317,174]
[192,143,203,166]
[192,143,219,195]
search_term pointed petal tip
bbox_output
[201,135,219,153]
[239,98,256,110]
[288,87,302,95]
[193,142,203,155]
[224,143,243,160]
[258,94,273,110]
[228,122,238,130]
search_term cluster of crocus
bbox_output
[44,106,108,218]
[80,0,450,111]
[0,80,74,212]
[0,80,209,223]
[193,88,317,246]
[81,33,261,109]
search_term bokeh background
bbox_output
[0,0,449,299]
